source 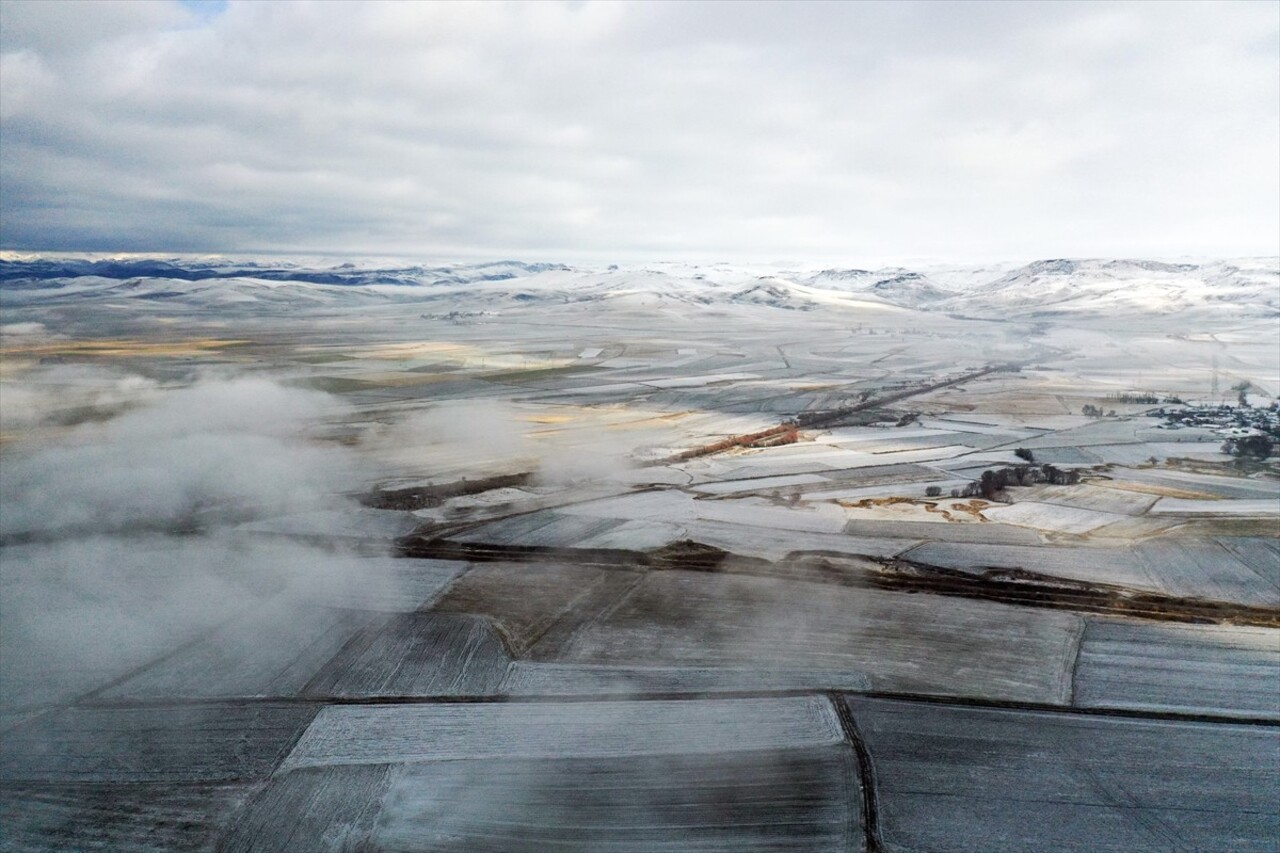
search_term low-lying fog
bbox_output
[0,364,655,713]
[0,369,388,710]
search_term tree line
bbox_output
[944,462,1081,500]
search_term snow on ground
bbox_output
[982,501,1129,535]
[1150,498,1279,515]
[4,254,1278,850]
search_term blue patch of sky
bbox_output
[178,0,228,21]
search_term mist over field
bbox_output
[2,275,1278,852]
[0,373,386,711]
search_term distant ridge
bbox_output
[2,256,1275,321]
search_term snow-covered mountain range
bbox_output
[1,255,1275,321]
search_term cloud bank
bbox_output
[0,373,381,711]
[0,0,1276,262]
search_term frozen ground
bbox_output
[1,256,1277,850]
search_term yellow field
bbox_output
[0,338,251,358]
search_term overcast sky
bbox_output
[1,0,1276,264]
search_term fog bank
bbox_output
[0,374,385,711]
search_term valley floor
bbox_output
[1,279,1277,851]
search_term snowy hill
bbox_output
[938,258,1279,320]
[1,254,1275,323]
[805,268,953,307]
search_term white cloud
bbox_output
[0,372,385,709]
[0,0,1275,262]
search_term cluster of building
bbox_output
[1151,403,1280,438]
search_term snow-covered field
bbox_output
[2,254,1276,851]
